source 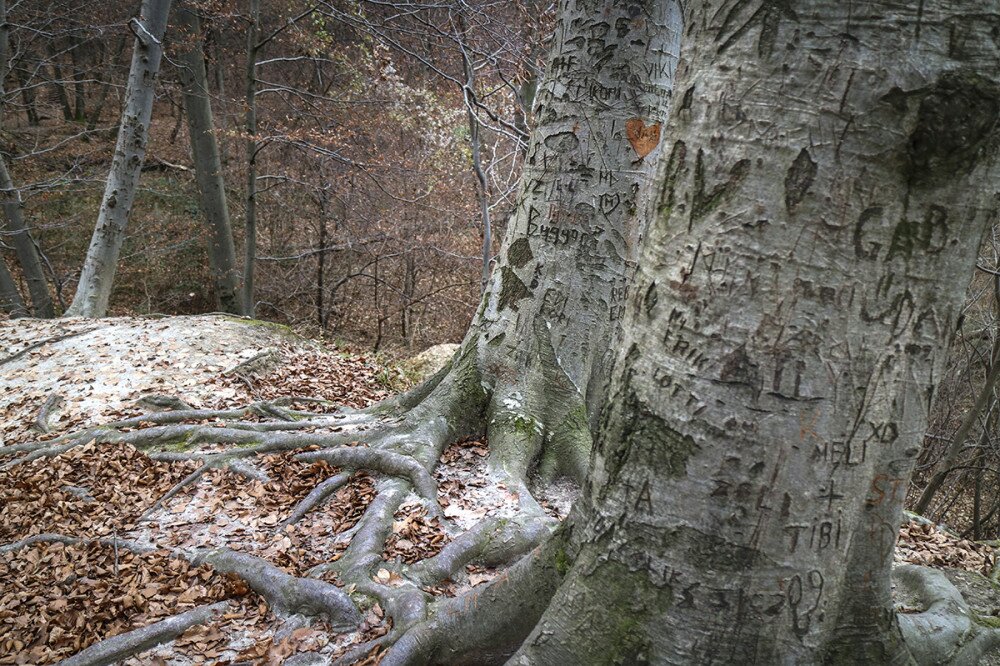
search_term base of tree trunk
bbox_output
[3,378,996,665]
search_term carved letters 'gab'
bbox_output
[626,118,661,158]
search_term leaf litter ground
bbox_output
[0,316,570,665]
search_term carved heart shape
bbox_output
[626,118,661,158]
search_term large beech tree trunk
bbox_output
[64,0,171,318]
[506,1,1000,663]
[177,5,242,315]
[395,0,680,492]
[359,4,682,662]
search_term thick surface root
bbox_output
[191,548,362,632]
[897,564,1000,664]
[55,602,229,666]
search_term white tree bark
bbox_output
[177,4,242,315]
[510,1,1000,663]
[64,0,171,318]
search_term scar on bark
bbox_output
[784,147,817,212]
[905,70,1000,184]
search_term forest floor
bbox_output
[0,315,996,665]
[0,315,574,665]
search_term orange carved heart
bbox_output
[625,118,661,159]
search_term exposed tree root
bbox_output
[189,548,362,632]
[1,344,591,664]
[282,470,354,526]
[0,326,97,367]
[297,449,441,515]
[34,392,64,434]
[0,532,153,555]
[897,564,1000,664]
[54,601,229,666]
[369,522,577,666]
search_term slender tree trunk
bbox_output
[46,44,74,122]
[0,253,26,316]
[177,4,242,315]
[87,36,127,132]
[69,33,86,121]
[915,332,1000,515]
[13,57,39,126]
[0,0,53,317]
[456,15,492,291]
[508,2,1000,663]
[401,249,415,347]
[64,0,171,318]
[972,426,989,540]
[0,159,53,317]
[242,0,260,318]
[207,28,229,163]
[316,201,326,329]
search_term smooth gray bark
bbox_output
[510,1,1000,664]
[0,0,53,317]
[0,253,25,316]
[65,0,172,317]
[0,158,54,317]
[177,4,243,315]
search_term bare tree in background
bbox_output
[177,2,242,315]
[0,0,53,317]
[65,0,172,317]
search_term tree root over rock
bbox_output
[897,564,1000,664]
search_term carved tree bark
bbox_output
[378,0,679,492]
[177,4,243,315]
[504,1,1000,664]
[64,0,171,318]
[357,4,681,662]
